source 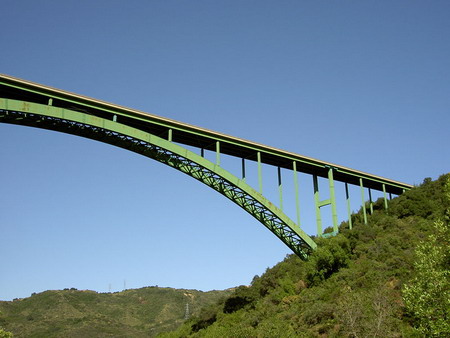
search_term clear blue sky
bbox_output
[1,1,449,301]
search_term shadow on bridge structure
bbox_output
[0,74,413,259]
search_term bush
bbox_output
[223,286,257,314]
[402,218,450,336]
[305,235,351,286]
[0,328,13,338]
[402,174,450,336]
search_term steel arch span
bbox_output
[0,74,413,259]
[0,99,317,259]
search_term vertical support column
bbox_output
[389,192,393,200]
[368,188,373,215]
[168,129,173,142]
[313,175,323,236]
[360,178,368,224]
[382,184,388,211]
[241,158,246,182]
[200,148,205,158]
[293,161,301,227]
[328,168,339,233]
[278,167,283,211]
[257,152,263,194]
[216,141,220,166]
[345,183,353,230]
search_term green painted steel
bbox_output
[0,74,417,258]
[313,175,323,236]
[327,168,339,233]
[345,183,353,230]
[313,171,339,236]
[383,184,389,211]
[0,74,412,195]
[360,178,368,224]
[216,141,220,166]
[257,151,263,194]
[0,98,317,259]
[293,161,301,228]
[278,167,283,211]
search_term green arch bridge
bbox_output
[0,74,412,259]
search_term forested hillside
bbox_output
[0,287,232,337]
[1,174,448,338]
[160,174,450,337]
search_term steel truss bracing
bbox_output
[0,74,413,259]
[0,102,316,259]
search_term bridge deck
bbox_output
[0,74,412,194]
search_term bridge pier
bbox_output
[383,184,389,212]
[313,168,339,236]
[277,167,283,211]
[345,183,353,230]
[360,178,368,224]
[257,151,263,194]
[293,161,301,228]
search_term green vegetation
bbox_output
[0,287,232,337]
[1,174,448,337]
[160,174,450,337]
[0,328,13,338]
[402,177,450,337]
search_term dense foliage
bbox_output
[1,174,448,337]
[160,174,450,337]
[0,328,13,338]
[402,178,450,337]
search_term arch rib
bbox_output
[0,99,317,259]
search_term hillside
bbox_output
[0,287,232,337]
[160,174,450,337]
[1,174,448,337]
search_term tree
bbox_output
[402,181,450,337]
[336,286,400,338]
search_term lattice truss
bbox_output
[0,110,314,259]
